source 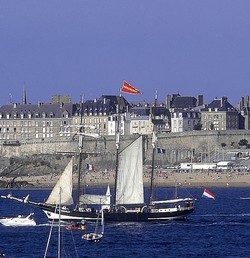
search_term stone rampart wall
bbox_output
[0,130,249,167]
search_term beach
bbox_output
[2,169,250,189]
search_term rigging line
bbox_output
[61,227,73,258]
[69,227,79,258]
[155,145,195,199]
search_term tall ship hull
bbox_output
[2,189,194,222]
[43,207,195,222]
[42,200,195,222]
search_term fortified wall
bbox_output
[0,130,249,175]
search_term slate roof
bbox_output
[130,107,151,116]
[202,97,237,112]
[81,95,130,115]
[171,96,198,109]
[0,95,132,119]
[0,103,77,119]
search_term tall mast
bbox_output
[113,93,121,208]
[76,96,84,210]
[149,91,158,205]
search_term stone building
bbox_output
[171,110,201,132]
[0,94,132,141]
[0,100,77,140]
[237,96,250,130]
[201,97,239,130]
[73,95,130,136]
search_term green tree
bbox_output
[238,139,248,147]
[194,122,202,130]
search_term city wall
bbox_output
[0,130,250,171]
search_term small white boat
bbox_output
[82,209,104,242]
[0,213,36,226]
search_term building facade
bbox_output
[201,97,239,130]
[171,110,201,132]
[0,101,76,141]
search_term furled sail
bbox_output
[45,158,74,205]
[79,185,111,207]
[79,194,109,205]
[116,136,144,205]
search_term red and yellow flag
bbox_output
[120,81,141,94]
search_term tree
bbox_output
[194,122,202,130]
[238,139,248,147]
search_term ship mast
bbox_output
[149,91,158,206]
[113,94,121,209]
[76,96,84,210]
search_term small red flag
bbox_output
[121,81,141,94]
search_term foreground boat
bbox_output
[82,209,104,242]
[0,212,36,227]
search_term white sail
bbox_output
[102,185,111,210]
[116,136,144,205]
[45,158,74,205]
[79,194,109,205]
[80,185,111,207]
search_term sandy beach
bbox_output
[2,168,250,189]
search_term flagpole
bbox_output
[114,80,141,209]
[113,82,122,209]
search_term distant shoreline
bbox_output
[1,169,250,189]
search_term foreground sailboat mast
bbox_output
[58,187,62,258]
[149,91,158,205]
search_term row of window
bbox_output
[0,112,70,119]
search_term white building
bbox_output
[171,111,201,132]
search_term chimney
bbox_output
[221,96,228,107]
[197,95,203,106]
[166,95,171,109]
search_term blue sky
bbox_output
[0,1,249,106]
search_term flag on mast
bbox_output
[121,81,141,94]
[202,189,216,200]
[86,164,94,171]
[157,147,165,154]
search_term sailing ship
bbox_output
[1,89,195,222]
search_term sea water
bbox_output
[0,187,250,258]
